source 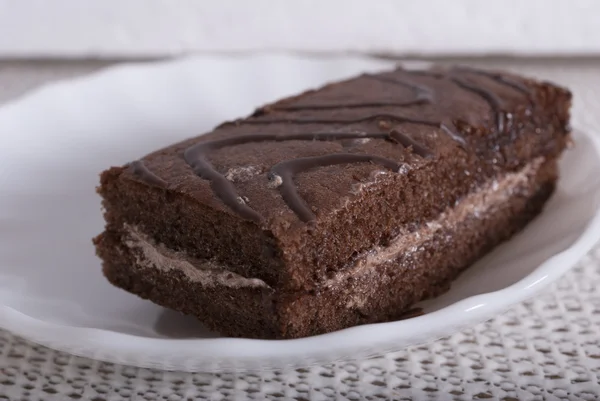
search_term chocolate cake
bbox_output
[94,65,571,339]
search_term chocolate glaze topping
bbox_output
[130,160,168,188]
[363,72,434,104]
[389,128,432,158]
[454,66,531,95]
[271,153,402,222]
[272,72,433,110]
[242,112,439,126]
[450,76,506,132]
[183,131,421,223]
[155,67,532,223]
[413,66,533,132]
[271,100,421,110]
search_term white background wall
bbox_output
[0,0,599,59]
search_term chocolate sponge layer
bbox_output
[95,65,570,338]
[97,156,557,338]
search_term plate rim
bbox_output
[1,55,599,371]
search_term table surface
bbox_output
[1,58,600,401]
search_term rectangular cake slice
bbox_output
[94,65,571,339]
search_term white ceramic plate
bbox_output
[0,55,599,372]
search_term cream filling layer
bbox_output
[326,157,545,288]
[123,157,544,291]
[124,225,272,290]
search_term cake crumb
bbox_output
[398,165,411,174]
[225,166,261,182]
[267,173,283,189]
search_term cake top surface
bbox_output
[123,65,564,231]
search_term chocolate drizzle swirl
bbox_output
[450,76,506,133]
[130,160,168,188]
[177,66,532,223]
[269,72,433,111]
[271,154,402,222]
[184,131,423,223]
[241,70,464,146]
[453,66,531,95]
[413,67,532,133]
[242,113,453,132]
[240,114,465,149]
[389,128,431,158]
[363,72,434,104]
